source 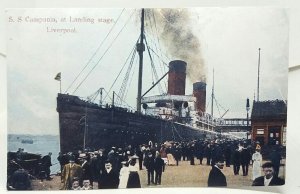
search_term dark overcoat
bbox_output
[252,176,285,186]
[207,166,227,187]
[99,170,119,189]
[126,171,141,188]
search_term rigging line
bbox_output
[91,89,101,103]
[93,89,102,103]
[152,10,171,64]
[124,53,137,104]
[206,96,211,110]
[146,11,156,40]
[168,120,176,141]
[152,10,170,62]
[148,48,155,85]
[171,121,183,140]
[88,92,97,102]
[214,95,227,111]
[144,33,166,61]
[144,33,163,65]
[103,88,113,102]
[124,52,138,103]
[144,36,155,84]
[113,90,135,110]
[103,40,138,103]
[147,44,169,93]
[88,88,101,102]
[152,45,167,93]
[117,47,137,105]
[147,11,164,67]
[172,125,176,141]
[151,62,155,85]
[147,46,168,67]
[9,160,40,180]
[73,9,136,94]
[145,33,168,67]
[148,10,168,87]
[65,8,125,93]
[144,35,163,94]
[148,43,166,92]
[104,48,136,104]
[215,98,222,118]
[146,35,168,93]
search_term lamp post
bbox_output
[246,98,250,139]
[246,98,250,126]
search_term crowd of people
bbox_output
[57,144,167,190]
[7,138,285,190]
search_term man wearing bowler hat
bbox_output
[143,151,155,185]
[60,155,82,190]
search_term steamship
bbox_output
[57,9,226,153]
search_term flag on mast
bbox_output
[54,72,61,81]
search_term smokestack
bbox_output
[193,82,206,113]
[168,60,187,95]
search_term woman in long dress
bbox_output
[252,149,262,180]
[118,162,129,189]
[126,156,141,188]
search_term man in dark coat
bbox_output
[107,147,120,174]
[181,143,187,161]
[205,144,212,165]
[207,159,227,187]
[240,145,251,176]
[98,160,119,189]
[137,145,144,170]
[196,141,205,165]
[57,152,68,174]
[143,152,155,185]
[42,152,52,180]
[269,148,282,177]
[232,147,241,175]
[189,144,195,165]
[95,150,107,188]
[252,162,285,186]
[81,155,92,187]
[211,143,223,166]
[173,144,182,166]
[154,153,165,185]
[224,144,231,167]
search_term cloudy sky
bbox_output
[7,7,288,135]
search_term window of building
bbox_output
[257,128,264,135]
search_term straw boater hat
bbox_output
[131,155,139,159]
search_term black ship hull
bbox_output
[57,93,209,153]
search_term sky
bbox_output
[6,7,289,135]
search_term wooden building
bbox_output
[251,100,287,146]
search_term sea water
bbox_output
[7,134,60,174]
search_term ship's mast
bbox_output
[99,87,104,106]
[211,68,214,117]
[136,9,145,113]
[257,48,261,101]
[83,102,88,150]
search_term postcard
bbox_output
[5,7,288,193]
